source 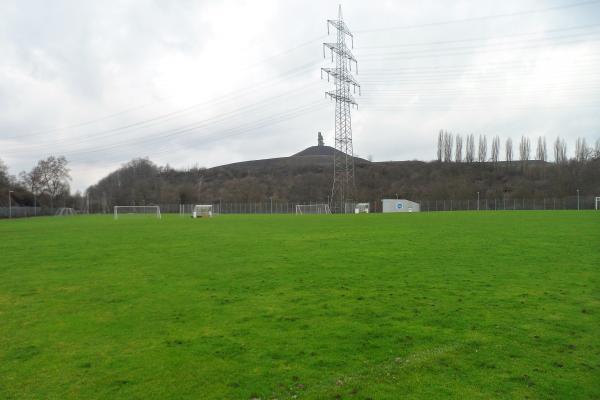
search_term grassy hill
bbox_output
[82,149,599,210]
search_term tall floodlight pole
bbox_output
[322,5,360,213]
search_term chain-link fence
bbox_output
[2,196,597,219]
[0,207,66,218]
[178,201,331,215]
[416,196,596,212]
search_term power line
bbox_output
[362,102,600,111]
[2,61,318,145]
[360,37,600,61]
[5,47,323,141]
[6,3,599,143]
[358,54,600,73]
[3,82,321,156]
[356,23,600,50]
[68,102,326,162]
[355,0,600,33]
[358,30,600,57]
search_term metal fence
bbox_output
[178,201,332,215]
[177,197,597,215]
[1,196,597,219]
[0,207,65,218]
[416,196,596,212]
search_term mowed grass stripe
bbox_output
[0,212,599,399]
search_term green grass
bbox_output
[1,212,599,399]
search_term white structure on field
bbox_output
[382,199,420,213]
[595,197,600,210]
[354,203,369,213]
[296,204,331,215]
[114,205,161,219]
[193,205,213,218]
[55,208,75,216]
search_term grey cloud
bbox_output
[1,0,599,190]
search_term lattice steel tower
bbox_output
[322,5,360,213]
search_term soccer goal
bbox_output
[354,203,370,214]
[295,204,331,215]
[192,204,213,218]
[55,208,75,216]
[114,206,161,220]
[595,197,600,210]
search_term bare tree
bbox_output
[519,136,531,168]
[594,138,600,160]
[575,137,583,162]
[19,166,43,207]
[465,133,475,163]
[575,137,591,162]
[491,136,500,164]
[465,134,475,163]
[0,158,9,188]
[505,138,513,164]
[455,134,463,162]
[477,134,487,162]
[554,137,568,164]
[437,130,443,162]
[36,156,71,208]
[443,131,453,162]
[536,136,547,162]
[553,137,561,163]
[560,139,568,163]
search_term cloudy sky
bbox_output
[1,0,599,191]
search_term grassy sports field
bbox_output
[1,211,599,399]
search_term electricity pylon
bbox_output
[322,5,360,213]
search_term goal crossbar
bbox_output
[55,208,75,216]
[295,204,331,215]
[114,206,161,220]
[193,204,213,218]
[354,203,370,213]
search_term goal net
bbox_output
[295,204,331,215]
[114,206,161,220]
[55,208,75,216]
[596,197,600,210]
[193,204,213,218]
[354,203,370,214]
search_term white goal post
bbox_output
[354,203,370,214]
[596,197,600,210]
[192,204,213,218]
[114,206,161,220]
[295,204,331,215]
[55,208,75,216]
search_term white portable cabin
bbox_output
[382,199,420,213]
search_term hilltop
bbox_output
[82,134,599,209]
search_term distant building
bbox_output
[382,199,420,213]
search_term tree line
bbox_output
[436,131,598,165]
[0,156,74,208]
[2,135,599,212]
